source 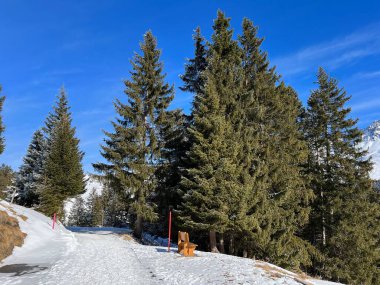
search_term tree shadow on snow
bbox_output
[66,226,132,235]
[155,247,178,253]
[0,264,48,276]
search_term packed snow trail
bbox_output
[0,202,340,285]
[39,232,155,285]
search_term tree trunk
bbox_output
[243,249,248,258]
[209,230,219,253]
[218,233,225,254]
[229,236,235,255]
[134,215,143,239]
[321,190,326,246]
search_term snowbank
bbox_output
[0,201,76,266]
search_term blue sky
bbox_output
[1,0,380,172]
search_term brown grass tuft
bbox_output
[255,261,313,285]
[0,210,27,261]
[120,234,136,242]
[19,215,28,221]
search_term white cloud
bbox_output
[351,98,380,112]
[273,23,380,76]
[355,70,380,79]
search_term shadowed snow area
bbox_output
[0,202,341,285]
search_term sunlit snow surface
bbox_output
[63,174,104,222]
[359,120,380,180]
[0,202,340,285]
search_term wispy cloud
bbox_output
[351,98,380,112]
[273,23,380,76]
[354,70,380,79]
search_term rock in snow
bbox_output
[0,202,341,285]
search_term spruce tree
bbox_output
[87,189,104,226]
[68,196,88,226]
[154,109,190,235]
[101,183,128,227]
[43,87,71,142]
[16,129,47,207]
[180,27,208,95]
[0,164,14,200]
[94,31,174,239]
[0,85,5,155]
[180,11,244,253]
[304,68,380,283]
[39,89,85,217]
[228,18,315,269]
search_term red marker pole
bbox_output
[167,209,172,252]
[52,213,56,230]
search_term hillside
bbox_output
[0,202,340,285]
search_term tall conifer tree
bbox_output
[16,129,47,207]
[304,68,380,283]
[180,11,244,253]
[154,109,190,234]
[94,31,174,239]
[39,89,85,217]
[180,27,208,95]
[231,18,315,269]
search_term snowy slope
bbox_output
[0,202,340,285]
[64,174,104,221]
[359,120,380,180]
[0,200,76,284]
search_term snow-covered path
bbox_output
[42,233,155,285]
[1,231,339,285]
[0,202,340,285]
[0,230,157,285]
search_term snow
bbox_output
[0,202,341,285]
[359,120,380,180]
[63,174,104,222]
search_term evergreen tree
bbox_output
[179,11,244,253]
[94,31,174,239]
[87,189,104,227]
[304,68,380,283]
[68,196,89,226]
[180,27,208,95]
[0,85,5,155]
[0,164,15,200]
[39,89,85,218]
[43,87,71,144]
[101,183,128,227]
[227,18,315,269]
[154,109,190,235]
[15,130,47,207]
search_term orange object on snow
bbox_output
[177,231,197,257]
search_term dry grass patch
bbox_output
[120,234,137,243]
[0,202,28,222]
[255,261,313,285]
[0,210,27,261]
[19,215,28,221]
